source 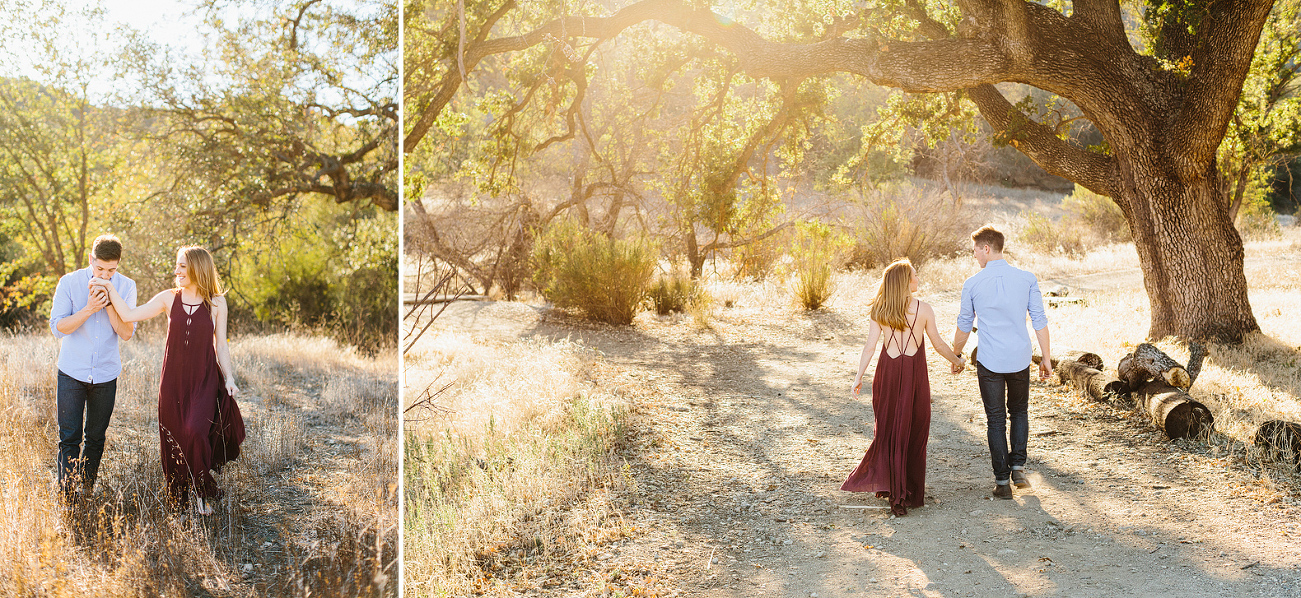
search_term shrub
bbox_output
[648,274,696,315]
[532,221,657,325]
[1062,184,1130,243]
[790,220,850,310]
[845,183,974,269]
[1019,211,1085,257]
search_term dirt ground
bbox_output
[435,276,1301,598]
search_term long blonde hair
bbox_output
[870,258,914,330]
[177,246,225,309]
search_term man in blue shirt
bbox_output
[951,226,1052,500]
[49,234,137,504]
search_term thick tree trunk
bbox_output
[1117,156,1260,342]
[1136,380,1214,440]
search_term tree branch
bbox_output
[968,84,1120,197]
[1172,0,1277,181]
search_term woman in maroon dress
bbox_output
[92,246,245,515]
[842,258,965,515]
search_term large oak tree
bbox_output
[412,0,1282,342]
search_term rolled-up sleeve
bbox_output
[49,276,72,339]
[957,281,976,333]
[1027,275,1048,330]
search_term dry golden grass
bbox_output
[0,332,397,597]
[403,329,636,597]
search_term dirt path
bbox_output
[439,294,1301,598]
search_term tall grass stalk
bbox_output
[0,332,397,597]
[403,333,632,597]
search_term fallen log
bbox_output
[1056,360,1127,401]
[1034,348,1104,371]
[968,346,1101,371]
[1136,380,1213,440]
[1118,343,1192,390]
[1254,420,1301,471]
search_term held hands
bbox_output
[84,286,109,314]
[951,356,967,375]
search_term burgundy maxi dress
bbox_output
[158,291,246,505]
[841,308,932,515]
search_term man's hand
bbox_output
[951,356,966,375]
[1039,358,1053,381]
[84,287,109,315]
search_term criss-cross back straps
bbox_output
[885,300,921,358]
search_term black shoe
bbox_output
[1011,469,1031,489]
[992,483,1013,499]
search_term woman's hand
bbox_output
[852,377,863,397]
[951,356,966,374]
[225,379,240,398]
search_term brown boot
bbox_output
[1011,469,1031,489]
[992,483,1013,499]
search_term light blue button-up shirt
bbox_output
[49,267,138,384]
[956,259,1048,374]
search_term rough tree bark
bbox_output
[412,0,1275,341]
[1056,359,1127,402]
[1118,343,1192,390]
[1136,380,1214,440]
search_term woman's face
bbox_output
[174,252,191,288]
[909,268,920,294]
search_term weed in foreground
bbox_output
[403,333,639,597]
[0,332,397,598]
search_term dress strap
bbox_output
[905,300,920,349]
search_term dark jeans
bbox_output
[976,362,1030,482]
[56,370,117,499]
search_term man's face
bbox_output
[90,258,120,280]
[972,242,990,268]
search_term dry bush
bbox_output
[403,332,632,597]
[532,221,657,325]
[1061,184,1130,243]
[0,332,397,598]
[845,182,976,269]
[647,274,696,315]
[790,220,851,310]
[1018,211,1085,257]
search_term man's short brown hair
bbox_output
[91,234,122,262]
[971,225,1004,252]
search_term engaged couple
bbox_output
[51,235,246,516]
[842,225,1052,514]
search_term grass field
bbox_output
[0,331,398,597]
[403,200,1301,595]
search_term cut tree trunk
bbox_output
[1034,348,1104,371]
[1117,343,1192,390]
[1056,359,1127,402]
[1136,380,1214,440]
[1254,420,1301,471]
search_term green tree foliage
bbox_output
[0,0,398,348]
[127,0,398,214]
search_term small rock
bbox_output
[998,549,1018,556]
[969,510,984,516]
[243,563,254,572]
[783,539,793,545]
[814,551,825,558]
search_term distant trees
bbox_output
[0,0,397,348]
[410,0,1301,342]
